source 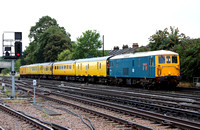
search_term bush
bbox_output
[1,68,10,76]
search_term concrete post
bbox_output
[11,60,15,98]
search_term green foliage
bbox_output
[149,26,186,50]
[143,26,200,82]
[22,16,71,64]
[15,59,21,72]
[57,49,72,61]
[42,109,47,117]
[172,38,200,81]
[72,30,102,59]
[29,16,58,42]
[23,41,37,64]
[40,26,71,62]
[2,68,10,76]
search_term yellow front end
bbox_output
[155,54,181,87]
[156,55,180,77]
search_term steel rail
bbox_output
[30,81,200,121]
[0,103,53,130]
[17,85,200,130]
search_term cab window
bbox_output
[172,56,178,63]
[166,56,171,64]
[159,56,165,64]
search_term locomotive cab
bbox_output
[155,54,181,87]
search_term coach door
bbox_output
[148,57,154,78]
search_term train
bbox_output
[20,50,181,88]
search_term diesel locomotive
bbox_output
[20,50,181,88]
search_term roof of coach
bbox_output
[110,50,178,60]
[76,56,111,63]
[53,60,75,65]
[20,62,48,68]
[38,62,53,66]
[20,65,29,68]
[26,64,40,67]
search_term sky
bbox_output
[0,0,200,56]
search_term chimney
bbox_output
[114,46,119,50]
[122,45,128,50]
[132,43,138,48]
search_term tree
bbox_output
[42,27,71,62]
[22,16,71,64]
[57,49,72,61]
[149,26,185,50]
[1,68,10,76]
[72,30,102,59]
[29,16,59,42]
[23,41,38,64]
[172,38,200,81]
[15,59,21,72]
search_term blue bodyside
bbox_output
[109,56,156,78]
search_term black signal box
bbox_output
[15,42,22,58]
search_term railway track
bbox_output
[14,79,200,129]
[0,103,53,130]
[2,77,200,129]
[19,79,200,122]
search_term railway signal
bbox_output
[15,41,22,58]
[2,32,22,59]
[2,31,22,98]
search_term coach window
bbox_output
[64,65,66,69]
[69,65,71,69]
[172,56,178,63]
[78,64,79,69]
[166,56,171,64]
[57,66,58,69]
[62,66,63,69]
[159,56,165,64]
[88,64,89,69]
[100,63,101,69]
[67,65,68,69]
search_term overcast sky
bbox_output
[0,0,200,56]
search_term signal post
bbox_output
[2,32,22,98]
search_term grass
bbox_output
[0,73,20,77]
[178,82,193,88]
[42,109,47,117]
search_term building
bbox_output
[109,43,139,56]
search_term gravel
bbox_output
[1,94,176,130]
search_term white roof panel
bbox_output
[54,60,75,65]
[76,56,111,63]
[110,50,178,60]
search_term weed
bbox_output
[42,109,47,117]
